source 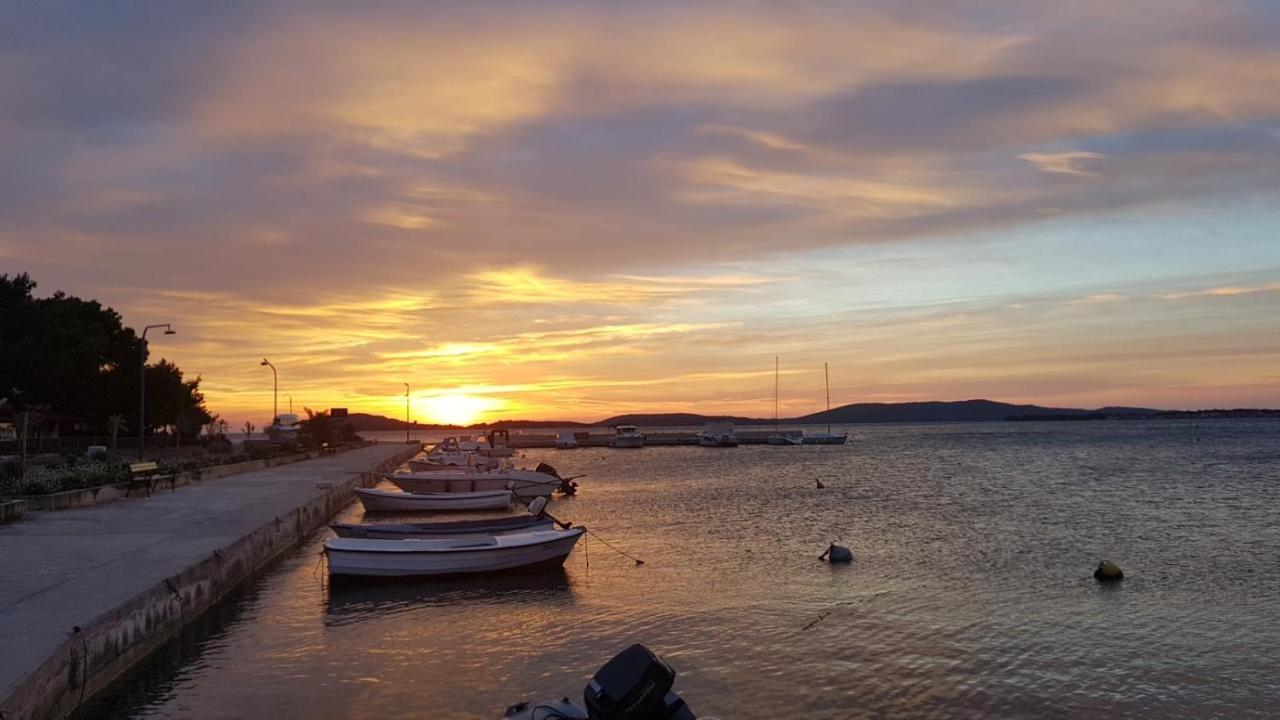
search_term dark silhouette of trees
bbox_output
[0,272,211,433]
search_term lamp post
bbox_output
[403,383,410,444]
[285,394,293,414]
[139,324,176,460]
[260,358,277,422]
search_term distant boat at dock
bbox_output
[698,421,738,447]
[804,362,848,445]
[768,355,803,445]
[608,424,646,448]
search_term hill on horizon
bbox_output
[345,399,1163,431]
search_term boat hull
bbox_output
[325,529,584,577]
[698,437,738,447]
[804,434,848,445]
[389,470,560,497]
[767,434,803,445]
[331,516,553,539]
[355,487,512,513]
[609,436,645,448]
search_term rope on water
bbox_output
[580,526,645,566]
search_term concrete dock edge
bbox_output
[0,444,418,720]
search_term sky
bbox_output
[2,1,1279,426]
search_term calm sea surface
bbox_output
[87,421,1280,719]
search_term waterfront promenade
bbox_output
[0,443,415,720]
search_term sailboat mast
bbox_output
[824,362,831,434]
[774,355,779,432]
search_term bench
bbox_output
[320,442,338,456]
[125,461,175,497]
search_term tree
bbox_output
[0,273,211,434]
[242,421,255,439]
[298,407,333,448]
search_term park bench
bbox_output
[320,442,338,456]
[125,461,175,497]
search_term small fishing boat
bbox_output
[408,454,503,472]
[608,424,646,448]
[330,514,555,539]
[697,421,738,447]
[555,430,578,449]
[388,463,577,497]
[354,487,512,513]
[324,527,585,577]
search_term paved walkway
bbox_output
[0,444,411,703]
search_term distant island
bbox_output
[346,399,1280,431]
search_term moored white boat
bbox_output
[354,487,512,512]
[325,527,585,577]
[331,515,555,539]
[608,424,646,448]
[388,469,563,497]
[555,430,579,449]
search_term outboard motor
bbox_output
[503,645,694,720]
[536,462,579,496]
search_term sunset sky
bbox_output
[3,1,1279,426]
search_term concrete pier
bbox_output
[0,443,418,720]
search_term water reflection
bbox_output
[325,568,575,627]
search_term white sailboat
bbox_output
[805,362,849,445]
[767,355,802,445]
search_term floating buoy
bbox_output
[820,543,853,563]
[1094,560,1124,582]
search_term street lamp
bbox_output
[139,324,176,460]
[404,383,411,444]
[260,358,277,422]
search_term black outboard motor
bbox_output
[537,462,579,496]
[502,645,694,720]
[585,644,694,720]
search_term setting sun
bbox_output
[416,393,497,426]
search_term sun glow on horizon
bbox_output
[415,393,500,426]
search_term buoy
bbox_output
[1094,560,1124,582]
[820,543,853,563]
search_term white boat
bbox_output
[408,453,502,472]
[478,429,515,457]
[803,362,849,445]
[697,421,737,447]
[354,487,512,513]
[767,433,803,445]
[389,469,563,498]
[325,527,585,577]
[555,430,578,449]
[264,412,302,445]
[608,424,645,448]
[331,515,555,539]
